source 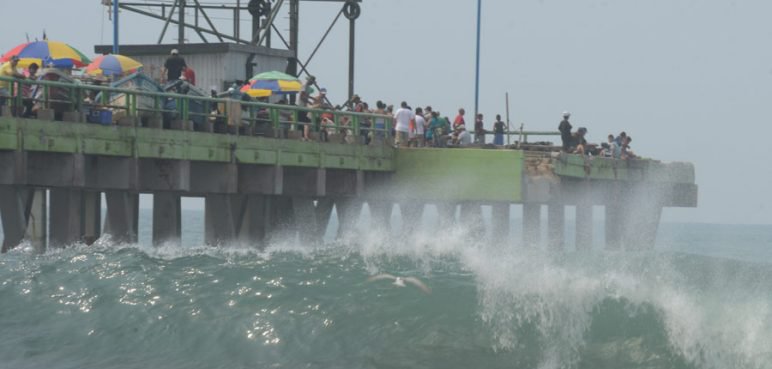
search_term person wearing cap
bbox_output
[0,56,27,114]
[558,111,573,152]
[163,49,187,83]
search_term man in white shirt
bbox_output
[393,101,414,147]
[413,107,426,147]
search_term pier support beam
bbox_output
[237,195,272,248]
[522,203,541,248]
[314,199,335,242]
[459,203,484,240]
[0,186,32,252]
[152,193,181,246]
[204,194,242,246]
[292,197,319,245]
[491,203,510,244]
[335,198,362,239]
[367,200,393,235]
[81,191,102,245]
[436,203,457,230]
[49,189,83,248]
[575,204,593,251]
[605,203,624,251]
[25,189,47,253]
[547,204,565,251]
[399,202,424,237]
[104,192,139,244]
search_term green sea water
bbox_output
[1,209,771,369]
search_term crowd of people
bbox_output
[558,111,637,159]
[1,48,639,159]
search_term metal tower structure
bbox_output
[109,0,362,99]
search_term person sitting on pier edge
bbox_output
[452,124,472,146]
[453,108,466,130]
[393,101,414,148]
[558,111,572,152]
[621,136,636,160]
[0,56,26,115]
[163,49,187,82]
[569,127,588,154]
[599,134,615,157]
[493,114,506,145]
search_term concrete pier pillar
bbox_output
[314,199,335,242]
[367,200,393,234]
[0,186,33,252]
[522,203,541,248]
[399,202,424,237]
[335,198,362,239]
[152,193,181,246]
[237,195,271,248]
[491,203,510,244]
[269,196,296,241]
[622,186,663,250]
[204,194,240,246]
[49,189,83,248]
[25,189,47,253]
[104,192,139,244]
[81,191,101,245]
[292,197,319,245]
[436,203,457,230]
[547,204,565,251]
[575,204,593,251]
[605,204,623,251]
[459,202,484,240]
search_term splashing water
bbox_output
[1,221,771,369]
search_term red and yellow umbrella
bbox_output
[0,40,91,69]
[86,54,143,76]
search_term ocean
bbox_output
[1,208,771,369]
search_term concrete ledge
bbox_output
[26,152,85,188]
[190,162,237,194]
[238,164,282,195]
[138,159,191,191]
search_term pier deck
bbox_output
[0,76,697,252]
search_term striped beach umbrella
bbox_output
[240,71,302,97]
[0,40,91,69]
[86,54,143,76]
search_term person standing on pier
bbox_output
[393,101,414,148]
[558,111,573,152]
[163,49,187,82]
[0,56,26,115]
[453,108,466,130]
[493,114,506,145]
[474,113,485,143]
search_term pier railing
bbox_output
[0,76,393,143]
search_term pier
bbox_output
[0,76,697,252]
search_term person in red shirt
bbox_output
[453,108,466,130]
[182,66,196,85]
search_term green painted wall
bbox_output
[391,148,524,202]
[0,117,394,172]
[553,154,696,184]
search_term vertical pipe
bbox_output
[474,0,482,119]
[113,0,119,54]
[178,0,186,44]
[348,18,355,100]
[505,92,510,145]
[547,203,565,251]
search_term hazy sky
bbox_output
[1,0,770,225]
